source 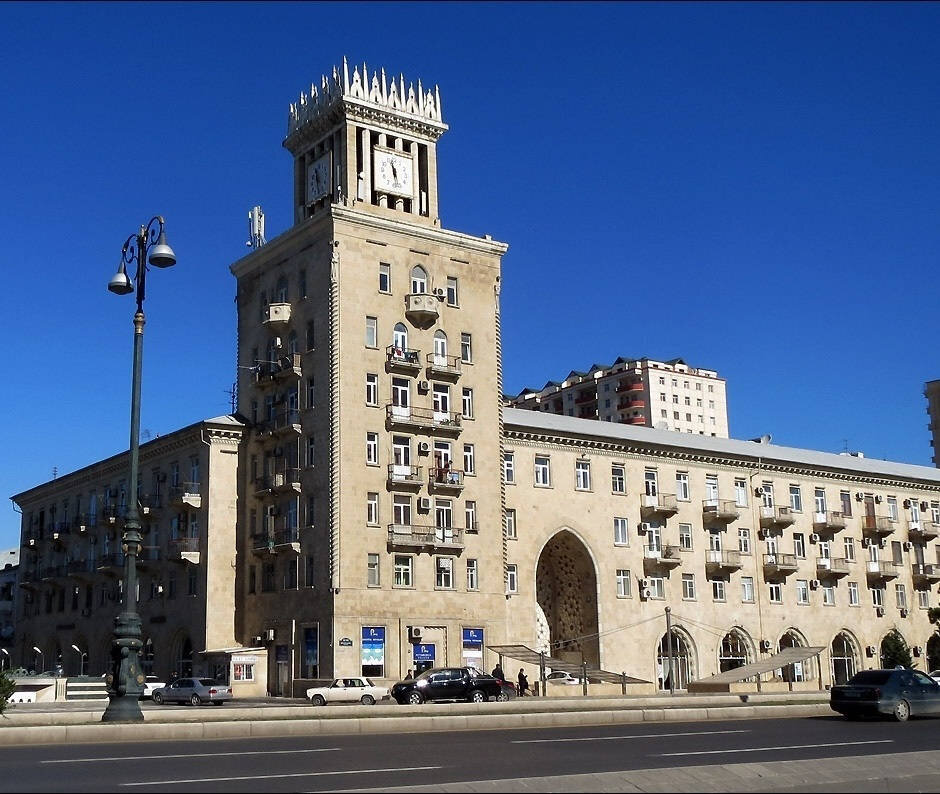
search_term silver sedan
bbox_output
[152,678,232,706]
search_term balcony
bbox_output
[616,379,643,393]
[273,353,302,382]
[387,524,464,552]
[643,544,683,571]
[626,415,647,426]
[255,468,302,496]
[759,506,795,529]
[96,554,124,575]
[705,549,743,573]
[404,293,440,327]
[429,468,465,492]
[617,397,646,411]
[385,405,462,435]
[67,559,98,581]
[138,495,163,517]
[41,565,68,581]
[267,409,302,438]
[19,568,40,590]
[860,514,894,539]
[912,563,940,584]
[168,482,202,509]
[251,527,300,555]
[136,547,161,571]
[100,505,121,526]
[702,499,740,525]
[907,520,940,543]
[574,392,597,405]
[763,552,798,576]
[386,345,422,374]
[866,559,901,581]
[816,556,850,578]
[262,302,291,327]
[388,464,423,489]
[640,493,679,519]
[425,352,462,380]
[167,538,200,565]
[577,406,597,419]
[812,511,847,533]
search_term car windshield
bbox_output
[364,678,375,686]
[848,671,893,685]
[415,669,441,681]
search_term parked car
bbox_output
[546,670,582,685]
[140,675,166,700]
[391,666,503,704]
[307,677,389,706]
[830,668,940,721]
[151,678,232,706]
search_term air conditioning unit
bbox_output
[876,606,885,617]
[640,588,653,600]
[638,578,648,589]
[914,646,923,657]
[757,529,768,540]
[433,287,445,297]
[418,380,430,392]
[900,608,909,618]
[252,635,262,646]
[760,639,771,652]
[418,497,432,511]
[861,537,872,548]
[874,495,882,504]
[418,442,431,454]
[921,501,930,512]
[809,533,820,544]
[265,628,276,642]
[408,625,423,642]
[904,499,913,509]
[879,539,887,549]
[866,645,877,657]
[754,487,764,497]
[809,579,820,589]
[638,522,650,535]
[903,541,913,551]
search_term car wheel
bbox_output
[152,692,164,705]
[360,694,376,705]
[893,699,911,722]
[496,691,509,702]
[311,694,326,706]
[190,694,202,706]
[407,691,424,705]
[468,689,486,703]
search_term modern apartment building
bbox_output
[10,60,940,696]
[511,357,729,438]
[926,379,940,467]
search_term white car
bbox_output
[307,677,389,706]
[141,676,166,699]
[545,670,582,685]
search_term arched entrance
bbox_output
[173,635,193,678]
[657,629,695,690]
[880,629,910,669]
[927,635,940,673]
[779,629,810,682]
[718,629,751,673]
[535,530,599,667]
[141,638,156,677]
[831,632,858,685]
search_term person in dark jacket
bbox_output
[518,668,530,696]
[492,664,505,681]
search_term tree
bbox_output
[880,630,913,669]
[0,671,15,716]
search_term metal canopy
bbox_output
[690,646,826,685]
[488,644,651,684]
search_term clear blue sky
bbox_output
[3,2,938,549]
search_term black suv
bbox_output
[391,666,504,704]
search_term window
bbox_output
[887,496,899,522]
[467,559,478,591]
[503,452,515,483]
[465,500,476,530]
[463,443,475,475]
[734,478,748,507]
[534,456,551,487]
[304,554,315,587]
[681,573,696,600]
[611,464,625,494]
[505,564,518,594]
[366,432,378,465]
[896,583,907,609]
[741,576,755,603]
[704,474,718,505]
[365,316,377,348]
[648,577,665,599]
[446,276,458,306]
[761,482,774,508]
[614,517,629,545]
[919,588,930,609]
[644,470,658,497]
[393,495,411,526]
[435,557,454,589]
[679,523,693,551]
[738,528,751,554]
[575,461,591,491]
[814,487,826,514]
[769,582,782,604]
[248,565,256,594]
[460,333,472,363]
[394,555,413,587]
[306,377,316,409]
[843,536,855,561]
[676,472,690,501]
[840,490,853,517]
[306,435,316,467]
[794,534,806,559]
[504,509,517,540]
[872,586,884,608]
[461,387,473,419]
[233,662,255,682]
[616,569,631,598]
[379,263,390,293]
[822,585,835,606]
[796,579,809,604]
[848,581,859,606]
[712,579,726,602]
[789,485,803,512]
[410,266,427,294]
[432,383,451,416]
[306,320,315,351]
[367,493,379,526]
[366,374,378,406]
[284,558,298,590]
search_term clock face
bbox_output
[306,154,330,203]
[374,150,413,197]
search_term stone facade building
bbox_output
[925,379,940,467]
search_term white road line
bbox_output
[659,739,893,757]
[120,765,442,786]
[513,729,750,744]
[44,748,341,764]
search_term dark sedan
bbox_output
[830,668,940,721]
[391,666,503,704]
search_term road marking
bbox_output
[44,748,341,764]
[659,739,893,757]
[513,729,750,744]
[120,766,442,786]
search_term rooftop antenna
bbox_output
[224,383,237,414]
[52,467,58,480]
[247,206,266,249]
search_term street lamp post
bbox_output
[71,644,87,676]
[0,648,9,671]
[101,216,176,723]
[32,646,43,674]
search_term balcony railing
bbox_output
[429,468,464,490]
[907,520,940,542]
[168,537,200,564]
[252,528,300,554]
[67,559,98,578]
[385,404,462,433]
[387,524,464,551]
[912,563,940,583]
[168,482,202,509]
[812,511,847,532]
[255,469,302,495]
[136,547,161,569]
[425,352,462,379]
[386,345,422,372]
[137,494,163,516]
[860,515,894,537]
[763,552,798,575]
[617,398,646,411]
[643,544,683,569]
[266,409,302,437]
[273,353,302,381]
[574,392,597,405]
[704,549,743,571]
[641,493,679,519]
[96,554,125,574]
[702,499,740,524]
[616,379,643,393]
[816,556,850,577]
[388,464,423,487]
[759,506,795,529]
[866,559,901,580]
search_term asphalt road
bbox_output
[2,714,937,793]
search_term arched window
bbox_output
[141,637,155,676]
[778,630,808,682]
[410,266,427,294]
[276,276,288,303]
[718,630,750,673]
[392,323,408,355]
[657,630,694,691]
[433,331,448,365]
[831,632,857,685]
[175,636,194,679]
[927,635,940,673]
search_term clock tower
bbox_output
[284,58,447,226]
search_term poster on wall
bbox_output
[304,627,319,678]
[462,628,484,670]
[361,626,385,676]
